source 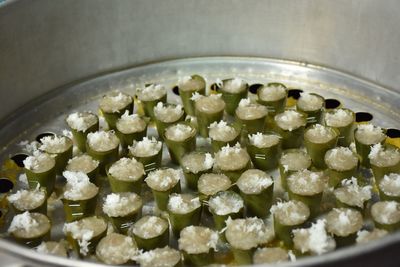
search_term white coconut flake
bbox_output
[66,112,97,132]
[335,177,372,208]
[87,131,119,152]
[380,173,400,196]
[275,110,305,131]
[63,171,98,200]
[297,92,323,111]
[355,124,385,145]
[223,78,246,93]
[153,102,184,123]
[129,137,162,157]
[208,120,238,141]
[167,194,201,213]
[40,135,71,153]
[293,219,335,255]
[8,211,39,233]
[356,229,388,244]
[137,84,166,101]
[165,124,194,142]
[102,193,142,217]
[208,192,244,216]
[145,168,181,191]
[325,109,354,128]
[238,98,251,108]
[63,221,94,256]
[248,132,281,148]
[190,92,203,101]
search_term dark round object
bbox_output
[172,86,180,96]
[387,128,400,138]
[11,154,29,168]
[249,83,263,94]
[355,112,373,122]
[324,98,341,109]
[288,89,304,100]
[0,178,14,193]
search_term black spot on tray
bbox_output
[36,132,55,143]
[324,99,341,109]
[210,83,221,92]
[249,84,263,94]
[387,128,400,138]
[288,89,303,100]
[11,153,29,167]
[0,178,14,193]
[172,86,180,96]
[355,112,373,123]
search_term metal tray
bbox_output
[0,57,399,267]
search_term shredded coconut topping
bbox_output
[145,168,181,191]
[165,124,195,142]
[96,233,138,265]
[181,152,214,174]
[356,229,388,244]
[380,173,400,197]
[208,120,238,141]
[137,84,166,101]
[194,94,225,114]
[236,98,268,120]
[190,92,203,101]
[355,124,386,145]
[305,124,336,143]
[369,143,400,167]
[8,211,39,233]
[271,200,310,225]
[258,84,287,102]
[66,112,98,132]
[293,219,335,255]
[103,192,142,217]
[108,157,145,181]
[154,102,184,123]
[208,191,244,215]
[280,150,311,172]
[8,188,46,211]
[371,201,400,225]
[129,137,162,157]
[132,216,168,239]
[287,169,325,196]
[116,110,146,134]
[248,132,281,148]
[225,217,274,250]
[237,169,273,194]
[326,208,363,237]
[23,152,55,173]
[178,226,219,254]
[325,109,354,128]
[178,76,204,92]
[87,130,119,152]
[63,171,98,200]
[275,110,306,131]
[167,193,201,214]
[334,177,372,208]
[40,135,71,154]
[215,143,250,171]
[133,246,181,267]
[99,91,132,113]
[325,147,358,171]
[297,92,324,111]
[223,78,246,93]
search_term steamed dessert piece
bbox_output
[178,226,219,266]
[136,83,167,119]
[106,157,145,194]
[369,144,400,183]
[220,77,248,115]
[324,108,355,146]
[192,93,225,137]
[23,152,56,195]
[247,132,282,171]
[325,208,363,246]
[39,134,73,174]
[130,215,169,251]
[274,110,307,149]
[325,147,359,187]
[8,211,51,247]
[66,111,99,152]
[235,98,268,134]
[178,75,206,116]
[257,83,287,115]
[99,90,133,129]
[296,92,324,125]
[354,124,386,167]
[96,233,138,265]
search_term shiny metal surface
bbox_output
[1,0,400,121]
[0,57,399,266]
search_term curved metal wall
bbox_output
[0,0,400,119]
